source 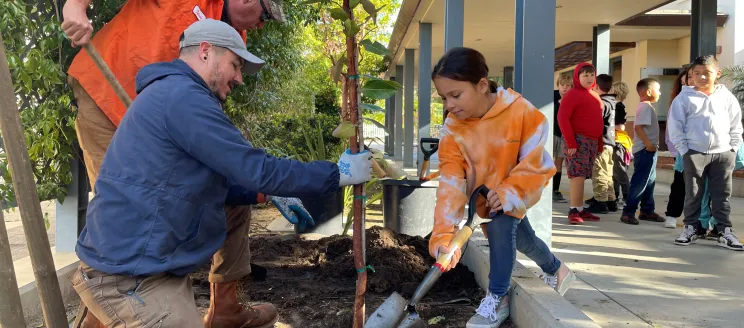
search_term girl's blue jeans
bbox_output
[486,212,561,296]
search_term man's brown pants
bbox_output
[70,77,253,326]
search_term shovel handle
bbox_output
[372,159,387,178]
[418,160,430,178]
[84,43,132,108]
[434,226,473,271]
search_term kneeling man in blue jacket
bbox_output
[71,19,373,328]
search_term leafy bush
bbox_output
[722,65,744,108]
[314,87,342,116]
[245,113,345,162]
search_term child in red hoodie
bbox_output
[557,63,604,224]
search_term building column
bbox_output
[418,23,433,175]
[515,0,556,245]
[717,0,743,68]
[386,78,396,156]
[690,0,718,61]
[404,49,415,168]
[443,0,464,122]
[592,24,610,75]
[444,0,464,51]
[55,146,89,252]
[394,65,404,161]
[503,66,514,89]
[384,93,390,154]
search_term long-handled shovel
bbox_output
[418,138,439,179]
[83,44,132,106]
[365,185,492,328]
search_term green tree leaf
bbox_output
[330,8,348,20]
[332,55,347,83]
[332,121,357,138]
[360,39,390,56]
[343,19,360,37]
[361,80,401,99]
[361,0,376,17]
[360,103,384,112]
[350,0,361,9]
[301,0,327,3]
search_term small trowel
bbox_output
[365,185,492,328]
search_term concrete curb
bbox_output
[14,251,80,323]
[461,230,601,328]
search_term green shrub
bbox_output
[313,87,341,117]
[246,113,345,162]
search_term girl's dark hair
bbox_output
[432,47,499,92]
[669,65,692,106]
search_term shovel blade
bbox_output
[398,312,427,328]
[365,292,408,328]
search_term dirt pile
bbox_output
[192,227,505,327]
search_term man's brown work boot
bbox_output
[203,281,279,328]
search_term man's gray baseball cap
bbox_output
[179,19,265,74]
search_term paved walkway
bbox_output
[3,200,57,261]
[519,179,744,328]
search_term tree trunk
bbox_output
[0,31,69,328]
[0,209,26,328]
[344,1,367,327]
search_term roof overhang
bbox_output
[383,0,703,79]
[616,14,729,27]
[555,42,637,72]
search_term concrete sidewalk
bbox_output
[519,179,744,328]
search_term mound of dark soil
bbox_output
[192,227,515,328]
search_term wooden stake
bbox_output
[344,1,367,326]
[0,209,26,328]
[0,34,69,328]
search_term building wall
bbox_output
[718,0,744,68]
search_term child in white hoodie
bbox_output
[667,55,744,251]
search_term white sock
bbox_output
[571,206,583,212]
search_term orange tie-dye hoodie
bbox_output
[429,88,557,258]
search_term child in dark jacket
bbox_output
[586,74,617,214]
[611,81,630,205]
[557,63,604,225]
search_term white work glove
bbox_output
[337,149,373,187]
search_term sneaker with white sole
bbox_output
[675,224,704,246]
[542,263,576,296]
[466,292,510,328]
[718,227,744,251]
[664,216,677,229]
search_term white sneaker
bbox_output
[542,263,576,296]
[718,227,744,251]
[665,216,677,229]
[466,292,510,328]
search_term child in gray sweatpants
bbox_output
[667,55,744,251]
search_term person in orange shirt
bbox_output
[428,47,576,328]
[61,1,285,328]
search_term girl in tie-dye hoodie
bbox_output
[429,47,576,328]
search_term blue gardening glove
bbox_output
[270,196,315,231]
[338,149,373,187]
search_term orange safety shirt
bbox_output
[67,0,247,126]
